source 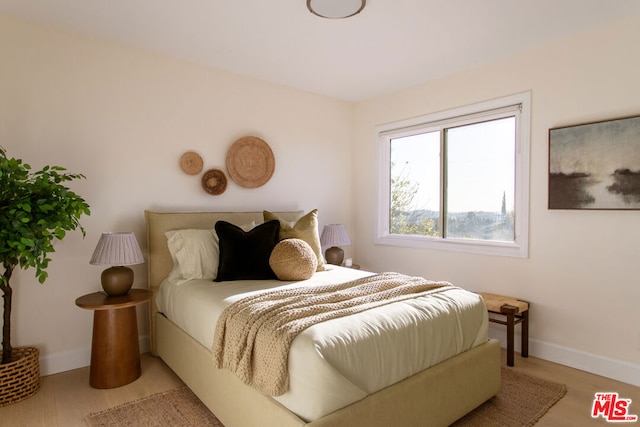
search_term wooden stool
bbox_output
[478,292,529,367]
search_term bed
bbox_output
[145,210,500,427]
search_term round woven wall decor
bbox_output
[180,151,204,175]
[201,168,228,195]
[226,136,275,188]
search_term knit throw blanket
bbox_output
[212,272,452,396]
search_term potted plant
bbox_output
[0,146,90,405]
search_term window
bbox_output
[376,92,530,257]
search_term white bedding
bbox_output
[156,265,489,421]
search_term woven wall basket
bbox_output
[226,136,275,188]
[0,347,40,406]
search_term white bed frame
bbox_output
[145,210,500,427]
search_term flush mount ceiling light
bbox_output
[307,0,366,19]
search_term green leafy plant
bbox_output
[0,146,90,364]
[390,163,436,237]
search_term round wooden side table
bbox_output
[75,289,152,389]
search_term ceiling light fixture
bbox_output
[307,0,366,19]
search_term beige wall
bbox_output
[354,15,640,385]
[2,11,639,386]
[0,14,354,374]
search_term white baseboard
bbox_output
[488,327,640,387]
[39,335,150,377]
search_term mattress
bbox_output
[156,265,489,421]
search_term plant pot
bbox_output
[0,346,41,406]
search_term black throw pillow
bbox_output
[214,219,280,281]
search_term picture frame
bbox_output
[548,115,640,210]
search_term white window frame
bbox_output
[375,92,531,258]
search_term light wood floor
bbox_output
[1,351,638,426]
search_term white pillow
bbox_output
[165,229,218,281]
[165,221,256,283]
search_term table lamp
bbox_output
[320,224,351,265]
[90,232,144,296]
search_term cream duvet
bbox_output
[156,265,489,421]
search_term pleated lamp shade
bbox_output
[90,232,144,296]
[320,224,351,265]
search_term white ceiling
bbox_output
[2,0,640,102]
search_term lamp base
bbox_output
[325,246,345,266]
[101,266,134,296]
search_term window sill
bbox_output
[375,234,528,258]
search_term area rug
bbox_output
[84,386,222,427]
[85,368,566,427]
[452,367,567,426]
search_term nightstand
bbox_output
[342,263,361,270]
[75,289,152,388]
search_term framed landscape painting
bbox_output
[549,115,640,210]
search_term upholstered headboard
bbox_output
[144,210,303,353]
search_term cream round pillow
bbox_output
[269,238,317,281]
